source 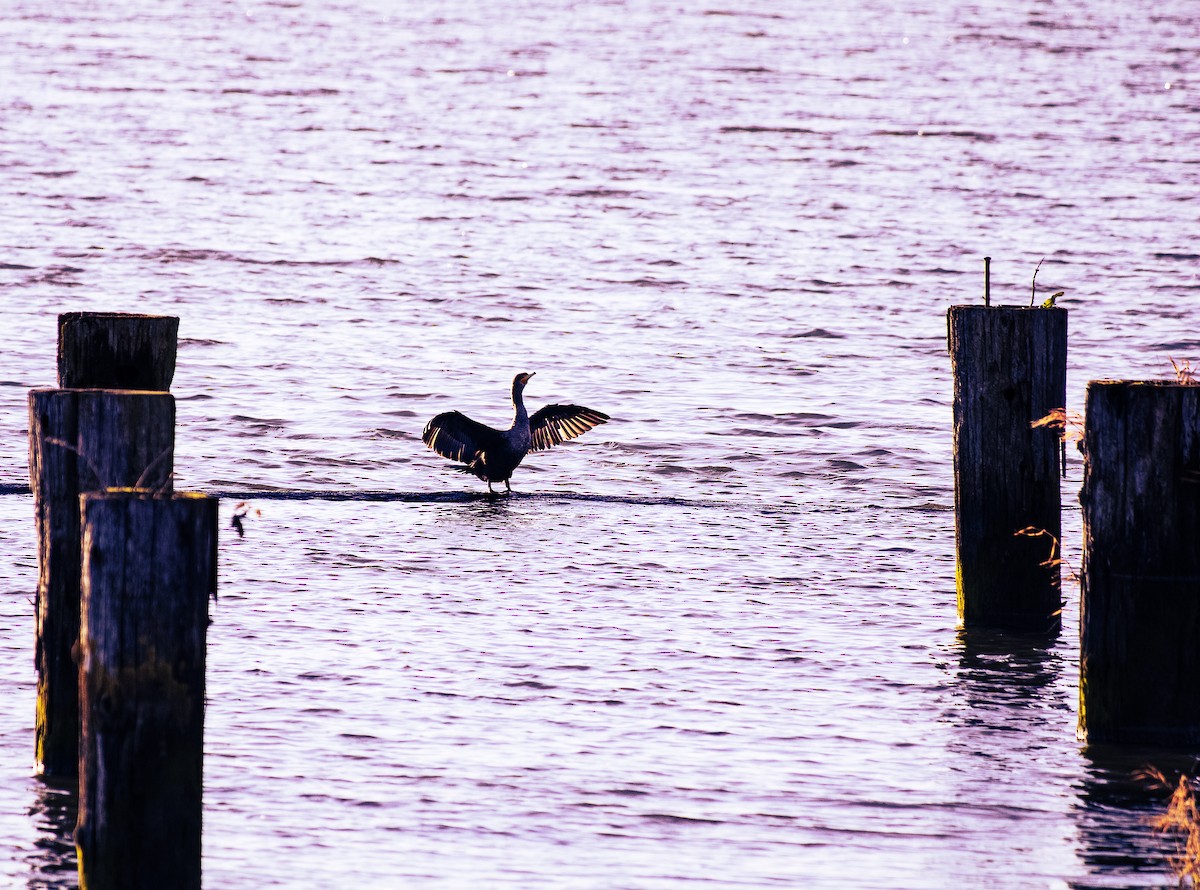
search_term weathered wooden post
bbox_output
[58,312,178,390]
[1079,381,1200,745]
[28,391,175,776]
[948,305,1067,632]
[76,490,215,890]
[27,312,179,778]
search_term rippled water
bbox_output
[2,1,1199,887]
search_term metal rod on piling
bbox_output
[1079,381,1200,745]
[76,490,215,890]
[947,303,1067,632]
[984,256,991,307]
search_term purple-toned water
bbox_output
[2,1,1199,886]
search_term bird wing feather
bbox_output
[422,411,506,464]
[528,404,610,452]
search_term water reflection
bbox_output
[1070,746,1199,889]
[26,776,77,890]
[952,628,1066,719]
[946,629,1197,887]
[934,629,1081,883]
[946,628,1070,781]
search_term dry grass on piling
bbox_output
[1014,526,1075,591]
[1171,358,1198,386]
[1031,408,1085,442]
[1141,768,1200,887]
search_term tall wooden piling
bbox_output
[58,312,178,390]
[948,305,1067,632]
[28,391,175,777]
[1079,381,1200,745]
[76,490,215,890]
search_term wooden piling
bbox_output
[28,390,175,777]
[948,305,1067,632]
[76,490,215,890]
[1079,381,1200,745]
[58,312,179,390]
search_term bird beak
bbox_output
[524,372,536,382]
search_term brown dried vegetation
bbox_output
[1030,408,1085,442]
[1013,526,1075,593]
[1142,768,1200,887]
[1171,358,1198,386]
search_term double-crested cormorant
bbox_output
[422,372,609,493]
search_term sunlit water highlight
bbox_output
[2,1,1200,887]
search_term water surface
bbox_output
[2,1,1199,886]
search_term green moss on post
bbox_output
[76,490,216,890]
[1079,381,1200,745]
[948,305,1067,632]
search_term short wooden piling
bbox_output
[76,490,215,890]
[948,305,1067,632]
[1079,381,1200,745]
[28,390,175,777]
[58,312,179,390]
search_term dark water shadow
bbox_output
[26,775,78,889]
[6,484,898,520]
[5,483,710,507]
[942,631,1066,835]
[948,630,1197,886]
[205,487,726,509]
[6,484,765,513]
[944,630,1151,884]
[949,626,1067,729]
[5,483,732,510]
[1069,745,1200,889]
[942,628,1072,812]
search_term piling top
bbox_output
[30,387,173,396]
[946,304,1068,356]
[947,304,1067,313]
[1087,379,1200,390]
[83,488,214,502]
[59,311,174,321]
[58,312,179,390]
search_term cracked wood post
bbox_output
[948,305,1067,632]
[58,312,179,390]
[27,390,174,777]
[76,490,216,890]
[1079,381,1200,745]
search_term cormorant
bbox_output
[422,372,609,493]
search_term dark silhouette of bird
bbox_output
[422,372,609,493]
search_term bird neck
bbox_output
[511,382,529,428]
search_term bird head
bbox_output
[513,371,535,390]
